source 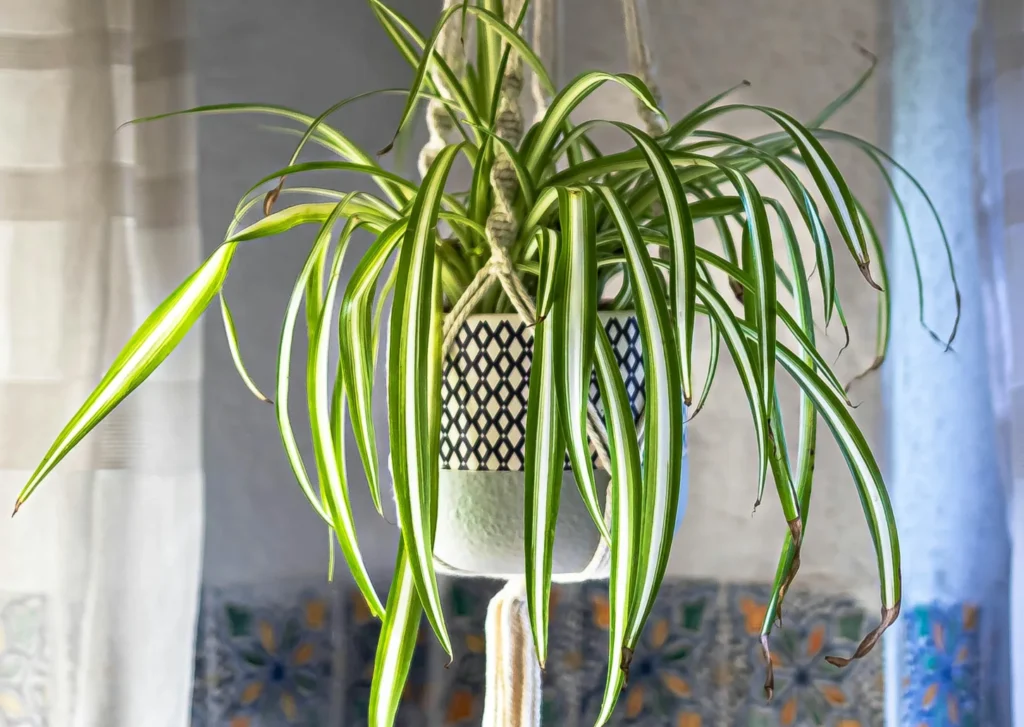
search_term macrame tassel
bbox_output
[482,579,544,727]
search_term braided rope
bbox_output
[621,0,667,136]
[418,0,467,178]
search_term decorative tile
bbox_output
[189,579,889,726]
[440,314,645,472]
[342,588,428,726]
[0,594,47,727]
[727,584,884,727]
[436,579,500,725]
[902,603,981,727]
[196,583,338,727]
[540,583,581,726]
[578,580,721,725]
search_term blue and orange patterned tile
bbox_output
[437,579,501,725]
[727,584,883,727]
[0,594,47,727]
[578,580,721,725]
[902,603,980,727]
[196,583,338,726]
[342,587,429,726]
[540,583,581,725]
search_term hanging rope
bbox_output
[621,0,667,136]
[421,5,661,726]
[418,0,467,178]
[530,0,557,125]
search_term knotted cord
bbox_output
[621,0,666,136]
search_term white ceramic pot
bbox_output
[432,312,688,581]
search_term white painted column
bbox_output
[885,0,1012,723]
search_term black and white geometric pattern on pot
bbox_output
[439,313,647,472]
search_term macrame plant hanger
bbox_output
[419,2,665,724]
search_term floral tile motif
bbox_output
[0,595,47,727]
[342,588,428,726]
[727,584,883,727]
[902,603,980,727]
[436,579,500,725]
[540,583,581,726]
[196,583,338,726]
[578,580,721,726]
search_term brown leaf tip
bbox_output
[853,43,878,64]
[263,183,283,217]
[858,261,884,292]
[825,602,900,669]
[621,646,634,685]
[760,634,775,701]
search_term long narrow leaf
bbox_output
[340,219,407,515]
[525,72,665,179]
[387,144,463,657]
[219,292,272,403]
[594,186,684,660]
[704,298,902,668]
[309,217,386,618]
[14,243,236,512]
[368,537,423,727]
[275,200,358,526]
[523,315,564,668]
[592,327,644,726]
[552,187,609,541]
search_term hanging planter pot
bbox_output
[433,311,688,580]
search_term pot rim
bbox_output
[453,309,638,326]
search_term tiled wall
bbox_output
[189,579,885,726]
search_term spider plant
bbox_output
[12,1,957,724]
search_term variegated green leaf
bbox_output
[845,200,890,391]
[368,537,423,727]
[368,0,481,133]
[387,144,463,657]
[760,198,819,698]
[525,72,665,179]
[534,227,562,318]
[710,297,902,668]
[592,326,644,726]
[340,218,408,516]
[523,314,564,668]
[14,243,237,512]
[692,281,770,527]
[308,217,386,618]
[552,186,609,542]
[593,186,684,660]
[275,199,357,527]
[218,292,272,404]
[128,102,410,206]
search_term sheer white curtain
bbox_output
[976,0,1024,721]
[0,0,203,725]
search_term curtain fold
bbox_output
[0,0,203,725]
[976,0,1024,722]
